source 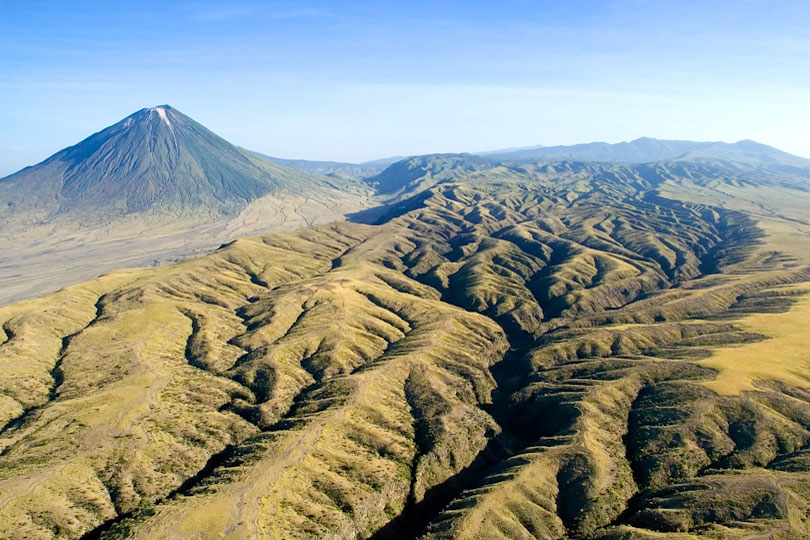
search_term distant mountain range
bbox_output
[265,136,810,186]
[482,136,810,166]
[355,138,810,202]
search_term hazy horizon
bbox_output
[2,0,809,176]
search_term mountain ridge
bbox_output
[482,136,810,166]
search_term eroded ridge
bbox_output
[1,161,810,539]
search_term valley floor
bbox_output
[0,188,371,306]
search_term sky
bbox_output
[1,0,809,176]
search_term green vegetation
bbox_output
[1,143,810,539]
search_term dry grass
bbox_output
[1,159,810,539]
[700,284,810,395]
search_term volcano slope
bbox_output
[1,158,810,539]
[0,106,371,306]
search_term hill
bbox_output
[365,153,490,198]
[1,149,810,539]
[0,106,372,305]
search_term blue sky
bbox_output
[1,0,809,175]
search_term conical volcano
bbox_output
[0,106,371,305]
[0,105,306,220]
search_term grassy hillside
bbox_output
[1,155,810,539]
